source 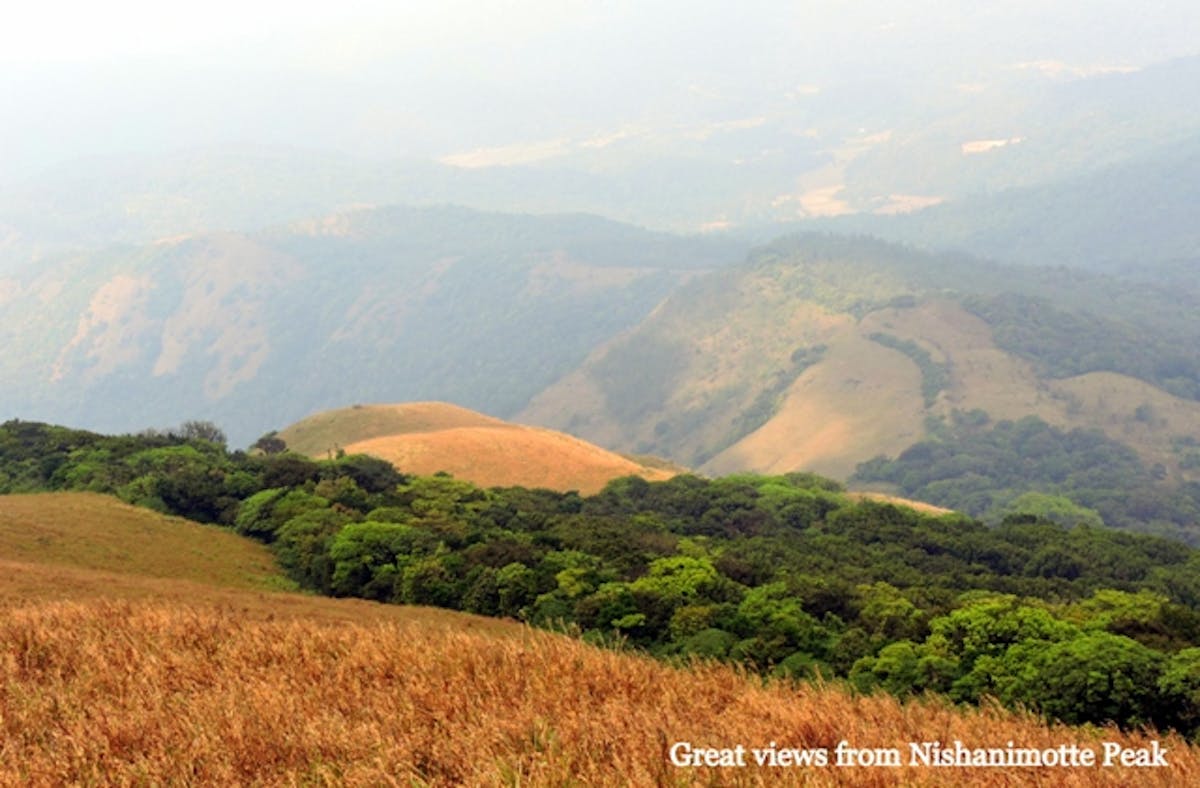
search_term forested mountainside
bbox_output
[0,205,739,445]
[522,235,1200,541]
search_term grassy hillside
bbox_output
[0,492,285,591]
[278,402,505,457]
[281,402,676,494]
[5,596,1197,787]
[0,491,522,631]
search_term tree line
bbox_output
[4,418,1200,739]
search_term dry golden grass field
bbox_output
[278,402,508,457]
[0,492,283,591]
[282,402,676,494]
[2,492,1198,786]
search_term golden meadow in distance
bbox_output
[278,401,678,494]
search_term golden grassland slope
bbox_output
[0,492,282,591]
[2,597,1196,787]
[702,331,927,479]
[0,493,522,633]
[278,402,506,457]
[2,492,1196,785]
[344,427,674,495]
[283,402,676,494]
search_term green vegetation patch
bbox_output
[867,333,949,407]
[964,293,1200,400]
[853,412,1200,542]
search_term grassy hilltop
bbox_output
[279,402,677,494]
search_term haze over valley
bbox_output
[4,3,1199,528]
[4,4,1200,782]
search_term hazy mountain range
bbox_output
[2,42,1197,509]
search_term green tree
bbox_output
[495,562,539,618]
[1158,648,1200,733]
[1015,632,1165,728]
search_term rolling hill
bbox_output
[0,491,498,629]
[0,492,283,593]
[520,235,1200,533]
[279,402,678,493]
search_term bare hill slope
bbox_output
[281,402,676,494]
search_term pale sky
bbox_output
[2,1,1198,179]
[0,1,598,66]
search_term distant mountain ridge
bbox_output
[0,204,740,445]
[825,133,1200,276]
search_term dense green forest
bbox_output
[854,412,1200,543]
[6,418,1200,740]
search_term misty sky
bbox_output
[3,1,1198,180]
